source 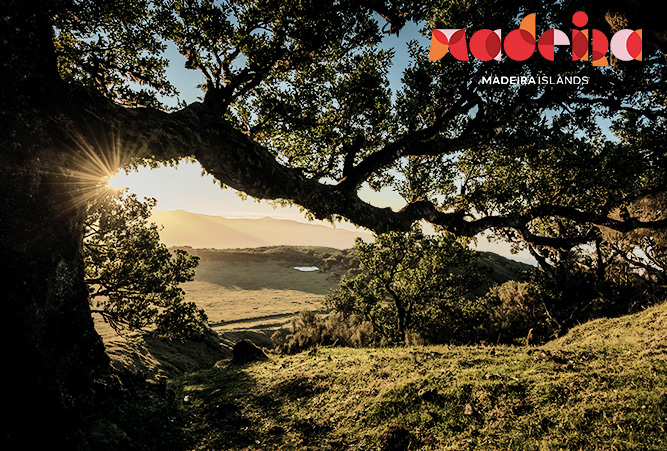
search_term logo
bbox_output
[429,12,642,66]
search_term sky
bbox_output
[109,18,536,263]
[110,160,403,224]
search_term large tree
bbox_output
[1,0,665,445]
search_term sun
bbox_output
[106,173,125,190]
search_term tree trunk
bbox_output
[0,135,111,447]
[1,3,109,447]
[385,285,407,344]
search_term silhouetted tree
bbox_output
[1,0,664,446]
[84,188,205,339]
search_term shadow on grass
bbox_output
[177,361,333,450]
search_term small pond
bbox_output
[293,266,319,272]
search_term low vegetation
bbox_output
[85,218,667,450]
[172,300,667,450]
[318,221,667,349]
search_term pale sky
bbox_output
[109,161,403,226]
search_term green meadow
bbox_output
[175,301,667,450]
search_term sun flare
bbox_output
[56,127,142,217]
[106,173,125,190]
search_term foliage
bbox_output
[273,310,374,354]
[481,280,547,344]
[599,193,667,306]
[48,0,667,341]
[49,1,667,252]
[481,254,631,346]
[481,217,667,345]
[510,194,667,343]
[326,227,483,345]
[84,187,207,339]
[480,267,595,346]
[52,0,179,108]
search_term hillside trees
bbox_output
[326,228,482,344]
[84,188,206,339]
[1,0,666,445]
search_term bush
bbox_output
[85,188,207,340]
[276,311,374,354]
[480,280,552,344]
[479,256,633,345]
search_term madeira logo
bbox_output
[428,12,642,66]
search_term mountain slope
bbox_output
[150,209,372,249]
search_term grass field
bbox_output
[174,301,667,450]
[184,260,335,326]
[93,246,344,377]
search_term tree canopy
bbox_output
[2,0,666,446]
[42,0,667,250]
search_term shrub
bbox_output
[85,188,207,340]
[277,311,374,354]
[481,280,552,344]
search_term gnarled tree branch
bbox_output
[72,92,667,249]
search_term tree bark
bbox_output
[1,3,109,446]
[0,144,110,447]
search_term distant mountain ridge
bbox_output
[150,209,373,249]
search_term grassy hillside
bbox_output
[175,246,345,350]
[173,301,667,450]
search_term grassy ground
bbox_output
[93,246,342,375]
[183,260,334,327]
[174,302,667,450]
[180,246,346,332]
[93,246,666,449]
